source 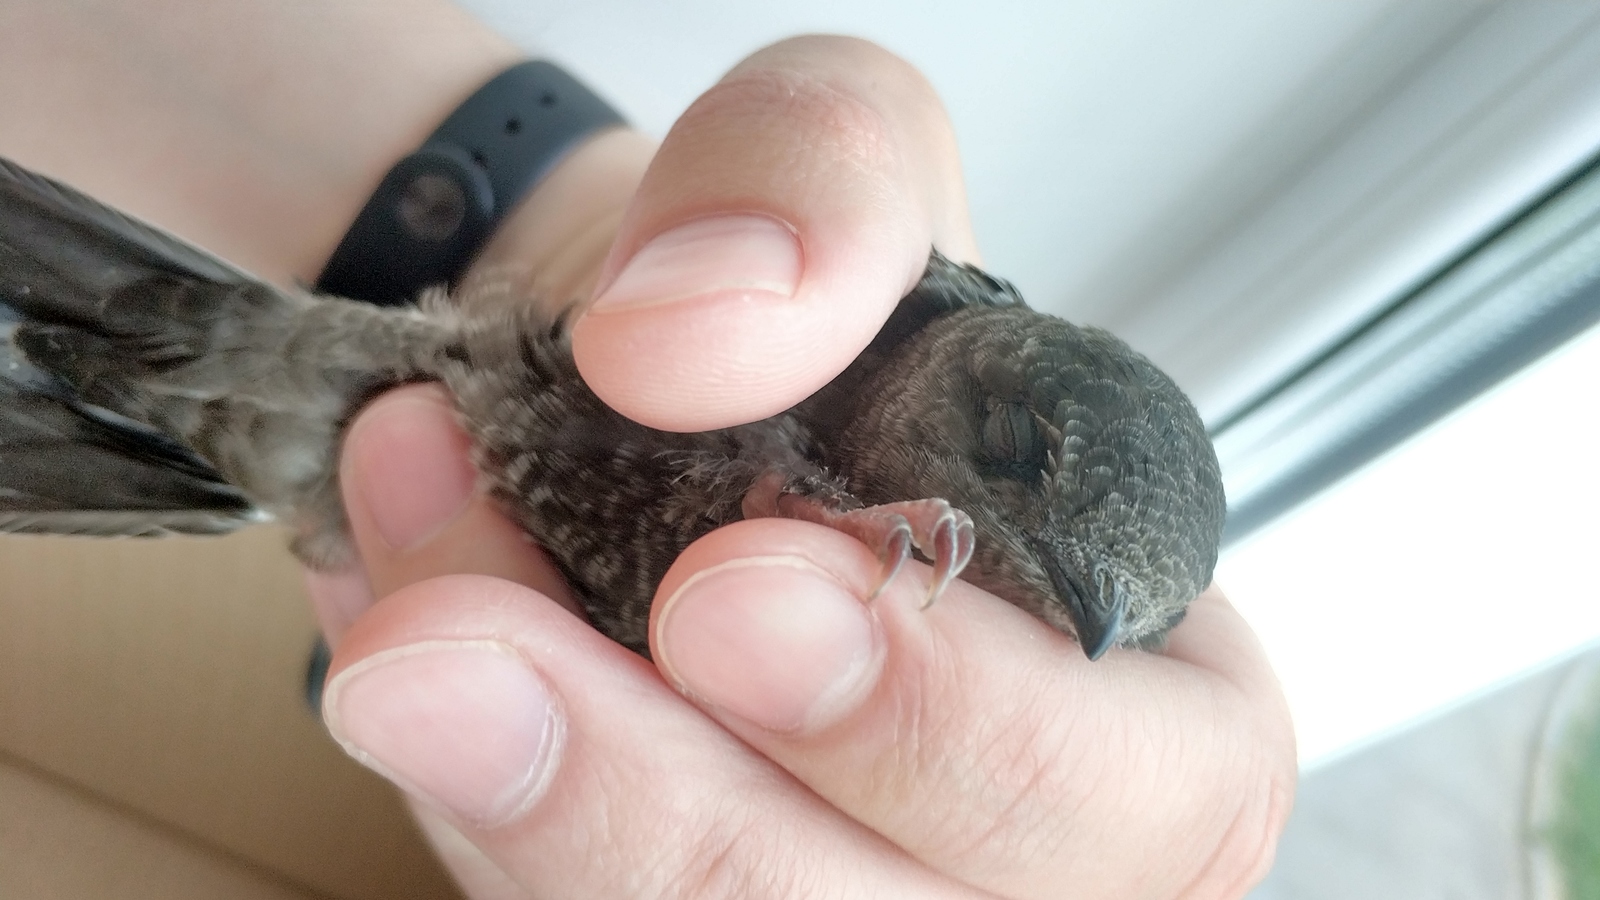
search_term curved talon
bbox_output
[761,489,974,606]
[868,522,913,601]
[952,514,975,577]
[921,511,975,609]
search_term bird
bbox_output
[0,154,1225,660]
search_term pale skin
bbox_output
[0,3,1297,898]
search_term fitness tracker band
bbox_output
[315,60,626,306]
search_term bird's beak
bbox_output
[1036,547,1128,661]
[1069,579,1126,661]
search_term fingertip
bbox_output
[342,385,477,553]
[653,551,885,734]
[650,520,899,733]
[338,386,579,612]
[320,580,569,829]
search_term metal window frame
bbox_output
[1215,150,1600,545]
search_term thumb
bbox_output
[572,35,979,432]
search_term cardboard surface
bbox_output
[0,530,461,900]
[0,756,315,900]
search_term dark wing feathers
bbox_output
[795,250,1028,440]
[0,378,257,534]
[868,249,1026,357]
[0,156,251,314]
[0,156,262,536]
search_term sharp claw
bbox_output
[921,513,967,609]
[868,522,913,601]
[770,493,974,607]
[953,515,975,576]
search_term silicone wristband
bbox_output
[315,60,626,305]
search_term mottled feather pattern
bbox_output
[1,154,1226,657]
[436,299,825,653]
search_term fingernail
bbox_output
[348,394,477,551]
[324,640,565,828]
[655,555,882,734]
[590,215,802,312]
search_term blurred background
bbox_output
[4,2,1600,898]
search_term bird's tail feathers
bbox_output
[0,157,284,535]
[0,156,343,538]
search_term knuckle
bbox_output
[1185,739,1297,899]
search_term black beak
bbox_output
[1036,548,1128,661]
[1074,581,1127,661]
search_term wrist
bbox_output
[0,0,522,285]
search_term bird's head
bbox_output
[838,301,1225,659]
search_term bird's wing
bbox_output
[0,156,254,316]
[0,155,263,536]
[791,248,1033,453]
[868,249,1027,357]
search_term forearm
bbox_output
[0,0,522,285]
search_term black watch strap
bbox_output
[315,61,626,305]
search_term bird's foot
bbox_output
[824,500,976,606]
[743,472,975,606]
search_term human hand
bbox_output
[309,36,1297,900]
